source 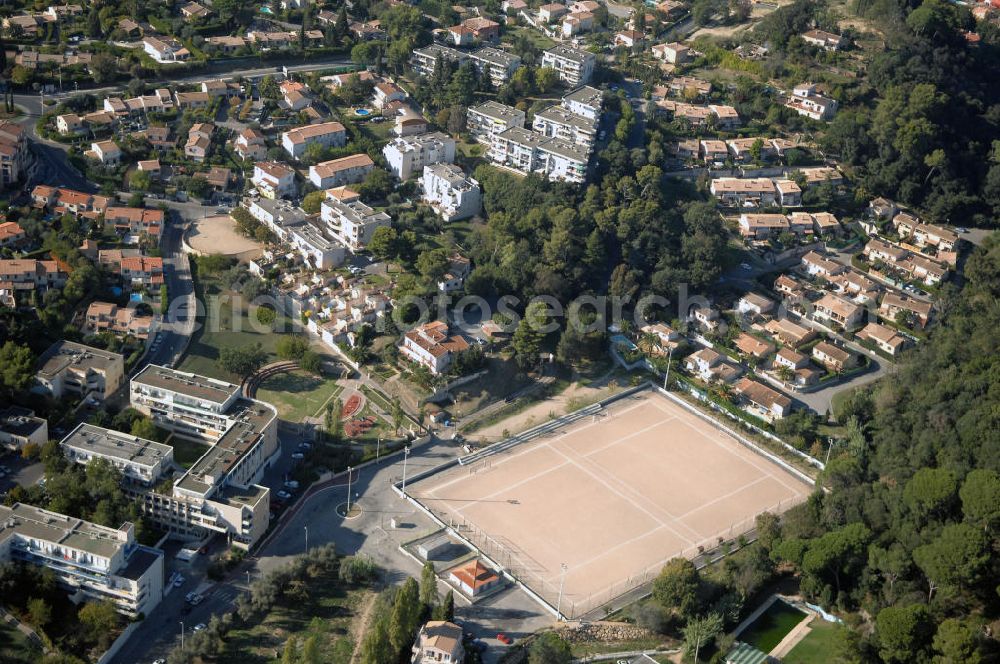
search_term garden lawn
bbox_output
[169,436,211,469]
[256,371,344,422]
[179,268,301,380]
[781,619,851,664]
[216,582,371,664]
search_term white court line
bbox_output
[675,475,771,522]
[552,417,704,542]
[664,401,806,496]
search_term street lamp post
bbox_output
[376,437,381,463]
[179,622,185,651]
[304,526,308,553]
[556,563,568,621]
[346,466,353,513]
[663,344,674,390]
[400,446,410,497]
[246,569,251,587]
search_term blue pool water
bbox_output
[260,6,273,13]
[611,334,637,350]
[111,287,123,296]
[130,293,143,303]
[354,108,372,116]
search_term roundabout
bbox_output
[336,502,363,519]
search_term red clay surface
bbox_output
[342,394,363,419]
[409,390,811,617]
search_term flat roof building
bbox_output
[61,423,174,487]
[33,340,124,403]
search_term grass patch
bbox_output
[739,600,809,653]
[180,262,301,380]
[216,579,370,664]
[169,436,211,468]
[569,636,666,657]
[0,619,41,664]
[781,619,849,664]
[256,370,344,422]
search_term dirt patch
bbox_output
[186,214,263,259]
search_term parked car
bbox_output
[496,633,513,645]
[185,592,195,603]
[193,623,206,632]
[277,490,292,500]
[284,480,299,489]
[173,575,184,587]
[291,452,305,460]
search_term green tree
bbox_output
[420,561,438,609]
[389,578,421,654]
[299,351,322,374]
[301,190,326,214]
[130,169,152,192]
[932,618,980,664]
[416,248,450,283]
[78,601,118,641]
[433,590,455,622]
[528,632,572,664]
[652,557,701,618]
[10,65,32,86]
[876,604,931,664]
[218,343,267,379]
[369,226,400,262]
[904,467,958,519]
[130,417,158,441]
[359,169,394,200]
[302,635,320,664]
[0,342,34,396]
[959,469,1000,531]
[281,636,297,664]
[682,612,723,662]
[913,523,990,598]
[512,301,551,371]
[360,617,393,664]
[277,335,310,360]
[27,597,51,627]
[90,53,118,85]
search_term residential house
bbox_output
[699,139,729,164]
[143,36,190,63]
[104,207,164,239]
[252,161,297,199]
[771,348,819,387]
[801,29,845,50]
[812,341,856,372]
[739,213,789,240]
[856,322,907,356]
[639,323,682,354]
[31,186,109,215]
[785,83,838,121]
[710,178,780,207]
[119,256,164,289]
[437,255,472,292]
[103,89,173,117]
[879,292,932,328]
[668,75,712,98]
[136,159,161,179]
[813,292,863,330]
[774,274,808,305]
[0,407,48,451]
[87,140,121,166]
[399,320,470,374]
[734,333,775,361]
[539,3,568,22]
[733,378,791,420]
[615,30,645,49]
[181,2,211,20]
[0,222,26,248]
[84,301,154,339]
[235,128,267,161]
[206,35,247,53]
[373,81,406,109]
[0,259,67,307]
[763,317,816,347]
[708,105,742,129]
[309,154,375,189]
[174,91,210,110]
[652,42,691,64]
[463,16,501,41]
[684,348,741,383]
[282,121,347,159]
[411,621,465,664]
[737,292,776,317]
[801,251,846,279]
[56,113,83,136]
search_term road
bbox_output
[113,437,554,664]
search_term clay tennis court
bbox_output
[409,389,812,617]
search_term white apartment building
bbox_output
[490,127,589,184]
[411,44,466,77]
[308,154,375,189]
[252,161,297,199]
[0,502,164,617]
[560,85,603,120]
[33,340,124,403]
[467,47,522,87]
[129,366,278,549]
[0,407,48,452]
[281,121,347,159]
[319,198,392,251]
[467,101,525,145]
[383,132,456,180]
[422,163,482,221]
[248,198,346,269]
[142,35,190,63]
[61,424,174,487]
[541,44,596,86]
[532,104,597,149]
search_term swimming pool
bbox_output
[354,108,372,116]
[260,5,273,13]
[739,600,809,653]
[130,293,143,303]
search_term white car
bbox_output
[291,452,304,460]
[173,575,184,587]
[284,480,299,489]
[277,490,292,500]
[193,623,206,632]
